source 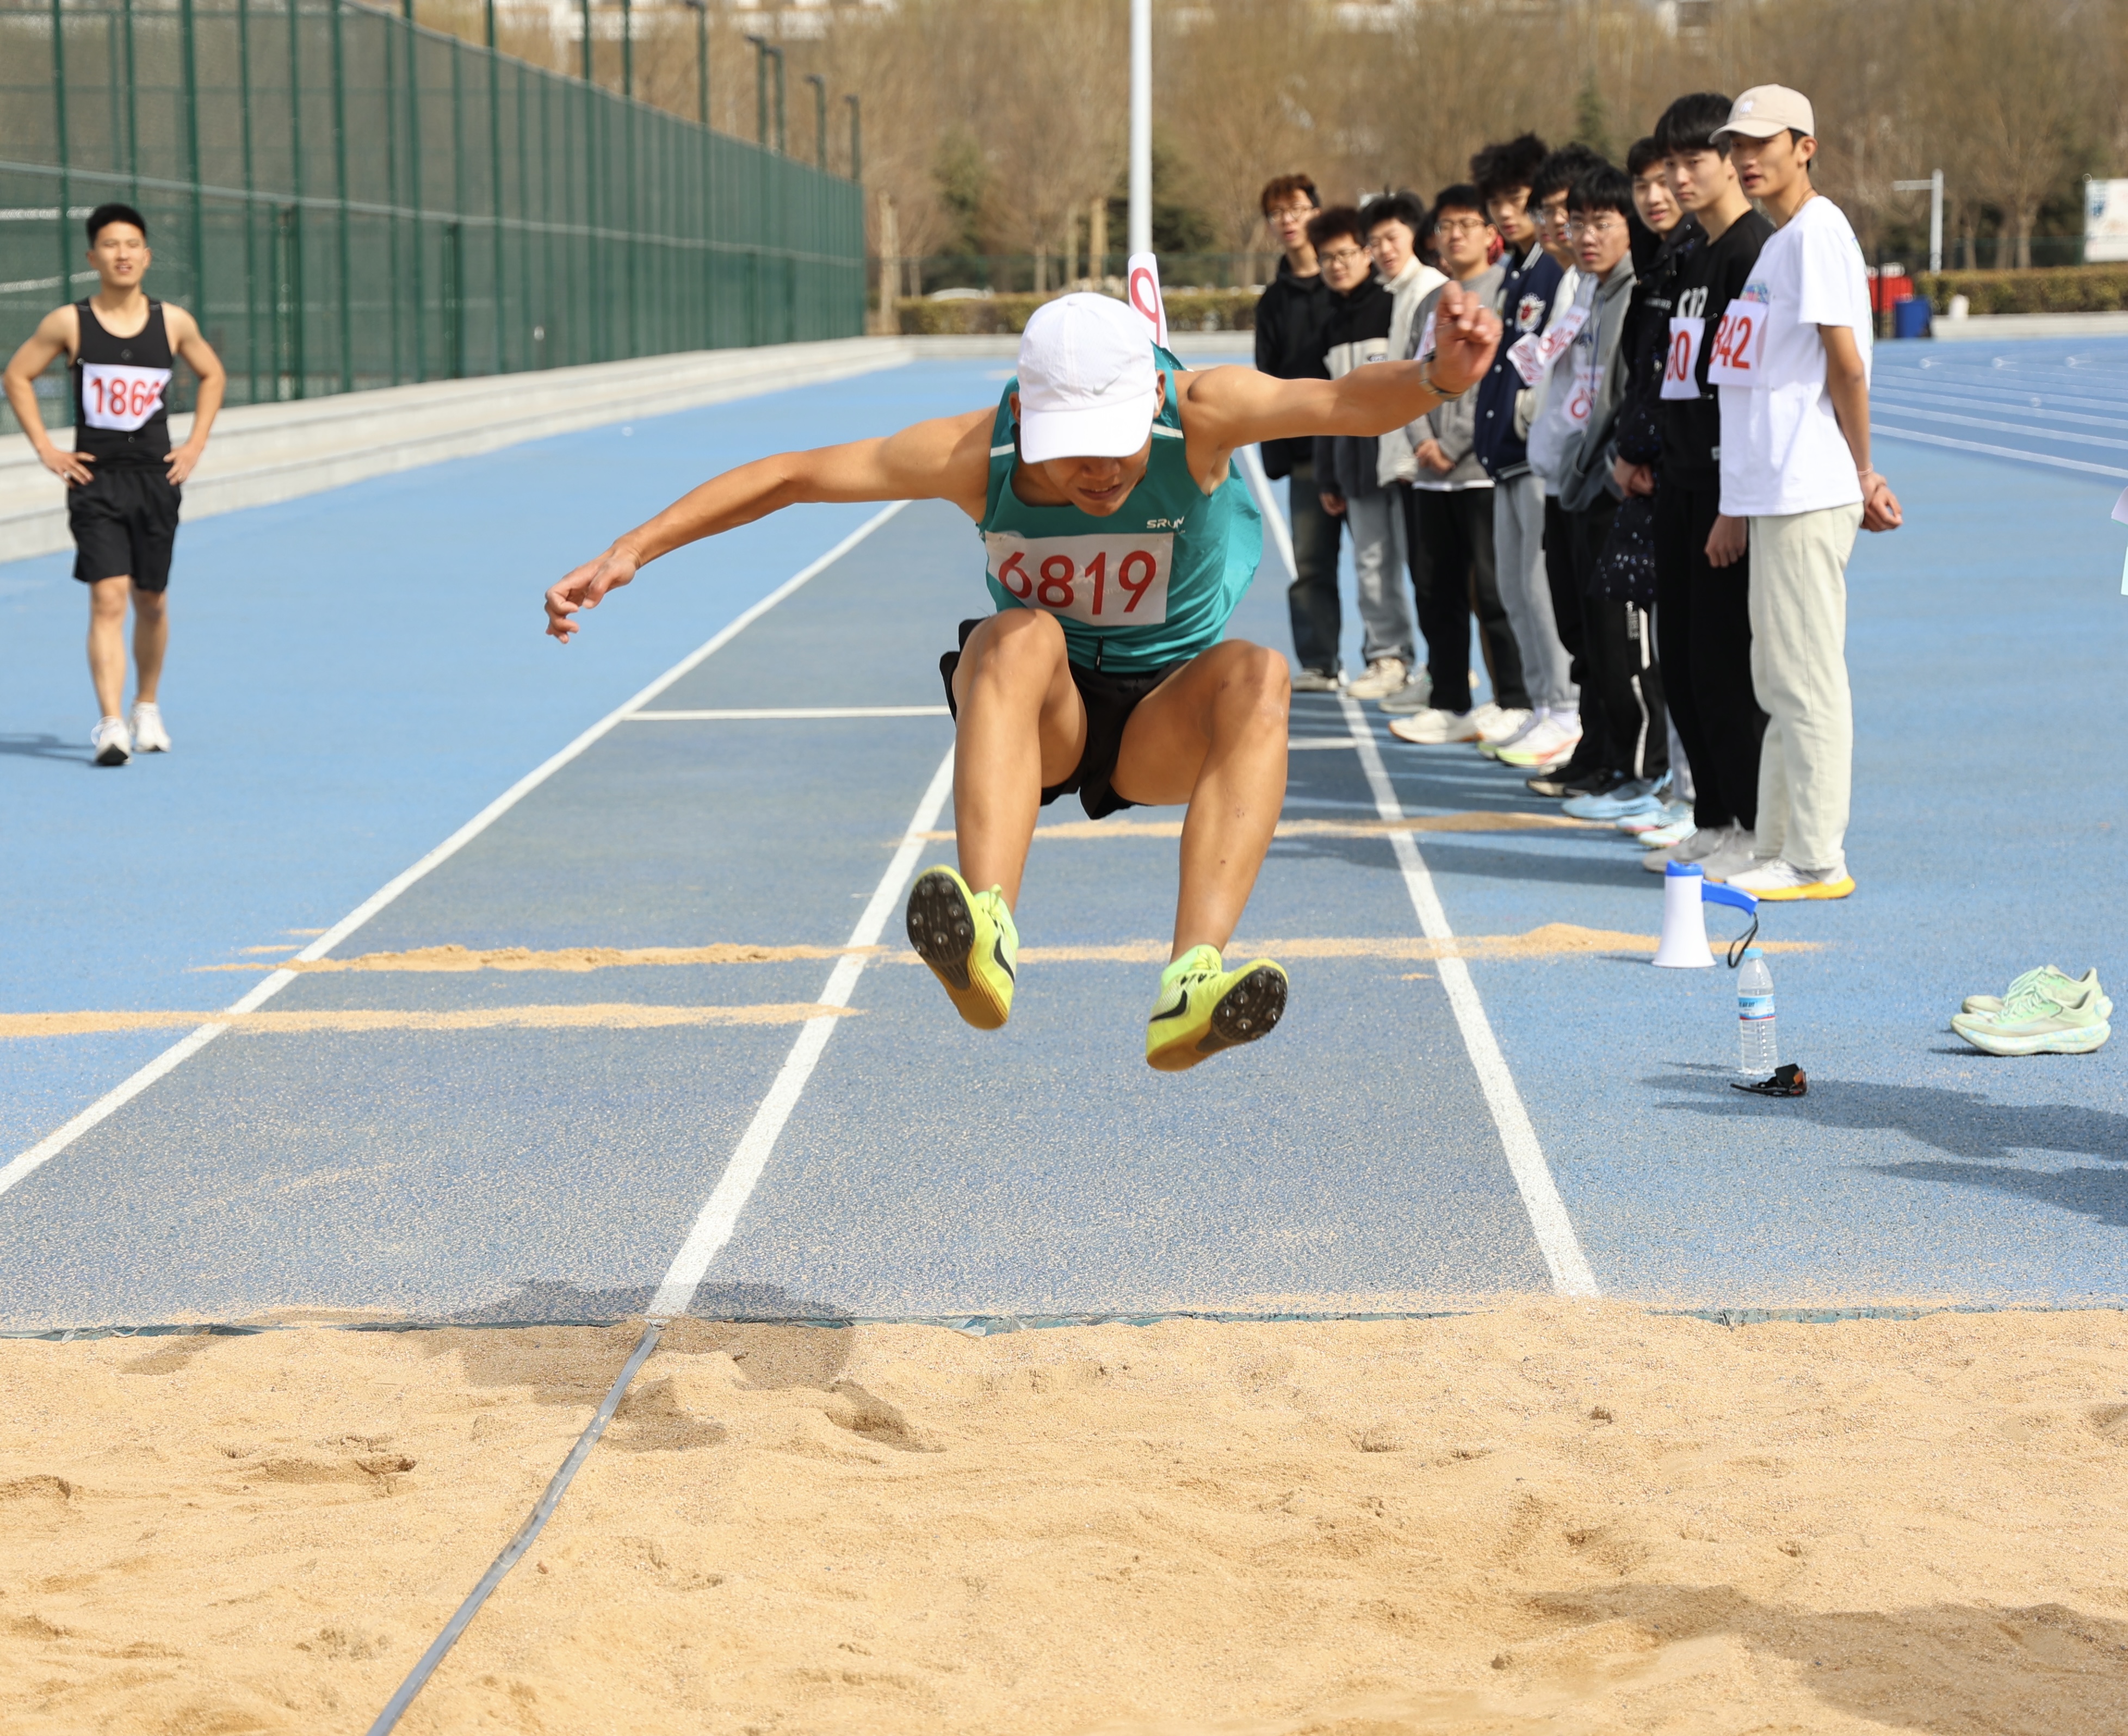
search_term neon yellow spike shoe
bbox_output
[905,866,1018,1031]
[1145,945,1289,1073]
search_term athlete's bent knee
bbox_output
[1217,644,1291,733]
[969,607,1066,683]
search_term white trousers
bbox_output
[1747,501,1863,871]
[1492,473,1575,710]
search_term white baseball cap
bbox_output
[1014,293,1159,464]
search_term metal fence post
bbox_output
[846,93,859,183]
[288,0,307,398]
[486,0,504,375]
[622,0,636,357]
[181,0,206,337]
[122,0,139,200]
[383,4,402,383]
[239,0,260,402]
[805,73,824,173]
[331,0,352,393]
[404,0,424,381]
[51,0,71,355]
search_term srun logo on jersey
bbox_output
[1144,516,1185,530]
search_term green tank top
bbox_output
[976,344,1263,673]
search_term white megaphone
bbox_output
[1653,860,1758,969]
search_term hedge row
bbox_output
[1917,265,2128,315]
[896,288,1259,336]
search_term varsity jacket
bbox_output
[1473,240,1566,481]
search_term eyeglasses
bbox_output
[1317,245,1368,268]
[1566,214,1626,237]
[1265,202,1316,221]
[1434,216,1491,237]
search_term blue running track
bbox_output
[3,344,2125,1331]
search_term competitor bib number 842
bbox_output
[985,530,1174,627]
[1704,299,1766,388]
[80,361,172,431]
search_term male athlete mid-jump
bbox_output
[546,288,1500,1071]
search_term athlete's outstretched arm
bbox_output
[545,406,994,641]
[1175,280,1501,482]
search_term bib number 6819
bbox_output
[985,530,1175,627]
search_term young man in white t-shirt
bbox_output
[1705,86,1901,901]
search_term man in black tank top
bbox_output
[3,202,225,765]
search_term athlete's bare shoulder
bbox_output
[865,404,994,520]
[41,302,82,356]
[158,301,200,339]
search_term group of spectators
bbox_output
[1253,84,1900,902]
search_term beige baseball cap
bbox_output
[1713,85,1816,142]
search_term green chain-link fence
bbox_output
[1,0,865,435]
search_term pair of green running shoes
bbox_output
[904,866,1287,1071]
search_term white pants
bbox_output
[1493,473,1574,710]
[1747,501,1863,871]
[1344,489,1415,666]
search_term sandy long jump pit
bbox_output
[3,1301,2126,1734]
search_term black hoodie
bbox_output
[1251,255,1334,479]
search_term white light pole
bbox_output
[1895,170,1944,274]
[1128,0,1152,256]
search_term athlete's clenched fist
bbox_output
[1424,279,1504,398]
[545,545,640,642]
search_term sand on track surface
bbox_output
[3,1303,2126,1734]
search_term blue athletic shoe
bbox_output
[1562,778,1669,822]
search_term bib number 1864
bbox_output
[79,362,171,431]
[985,530,1174,627]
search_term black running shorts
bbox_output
[69,463,181,592]
[940,617,1190,821]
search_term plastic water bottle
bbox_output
[1736,946,1778,1075]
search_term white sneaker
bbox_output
[1643,821,1727,871]
[1636,820,1698,857]
[1291,666,1343,693]
[1387,706,1484,746]
[1698,828,1764,884]
[1474,704,1533,746]
[1378,670,1436,715]
[1493,714,1582,768]
[1346,657,1409,700]
[1727,858,1857,901]
[131,700,170,753]
[91,715,132,767]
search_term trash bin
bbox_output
[1892,296,1932,339]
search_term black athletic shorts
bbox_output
[69,463,181,592]
[940,617,1189,821]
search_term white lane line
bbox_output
[1236,443,1299,584]
[1340,697,1599,1298]
[1287,736,1364,750]
[363,1320,665,1736]
[1865,404,2128,453]
[0,501,912,1206]
[627,705,948,721]
[1867,423,2128,480]
[646,747,957,1320]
